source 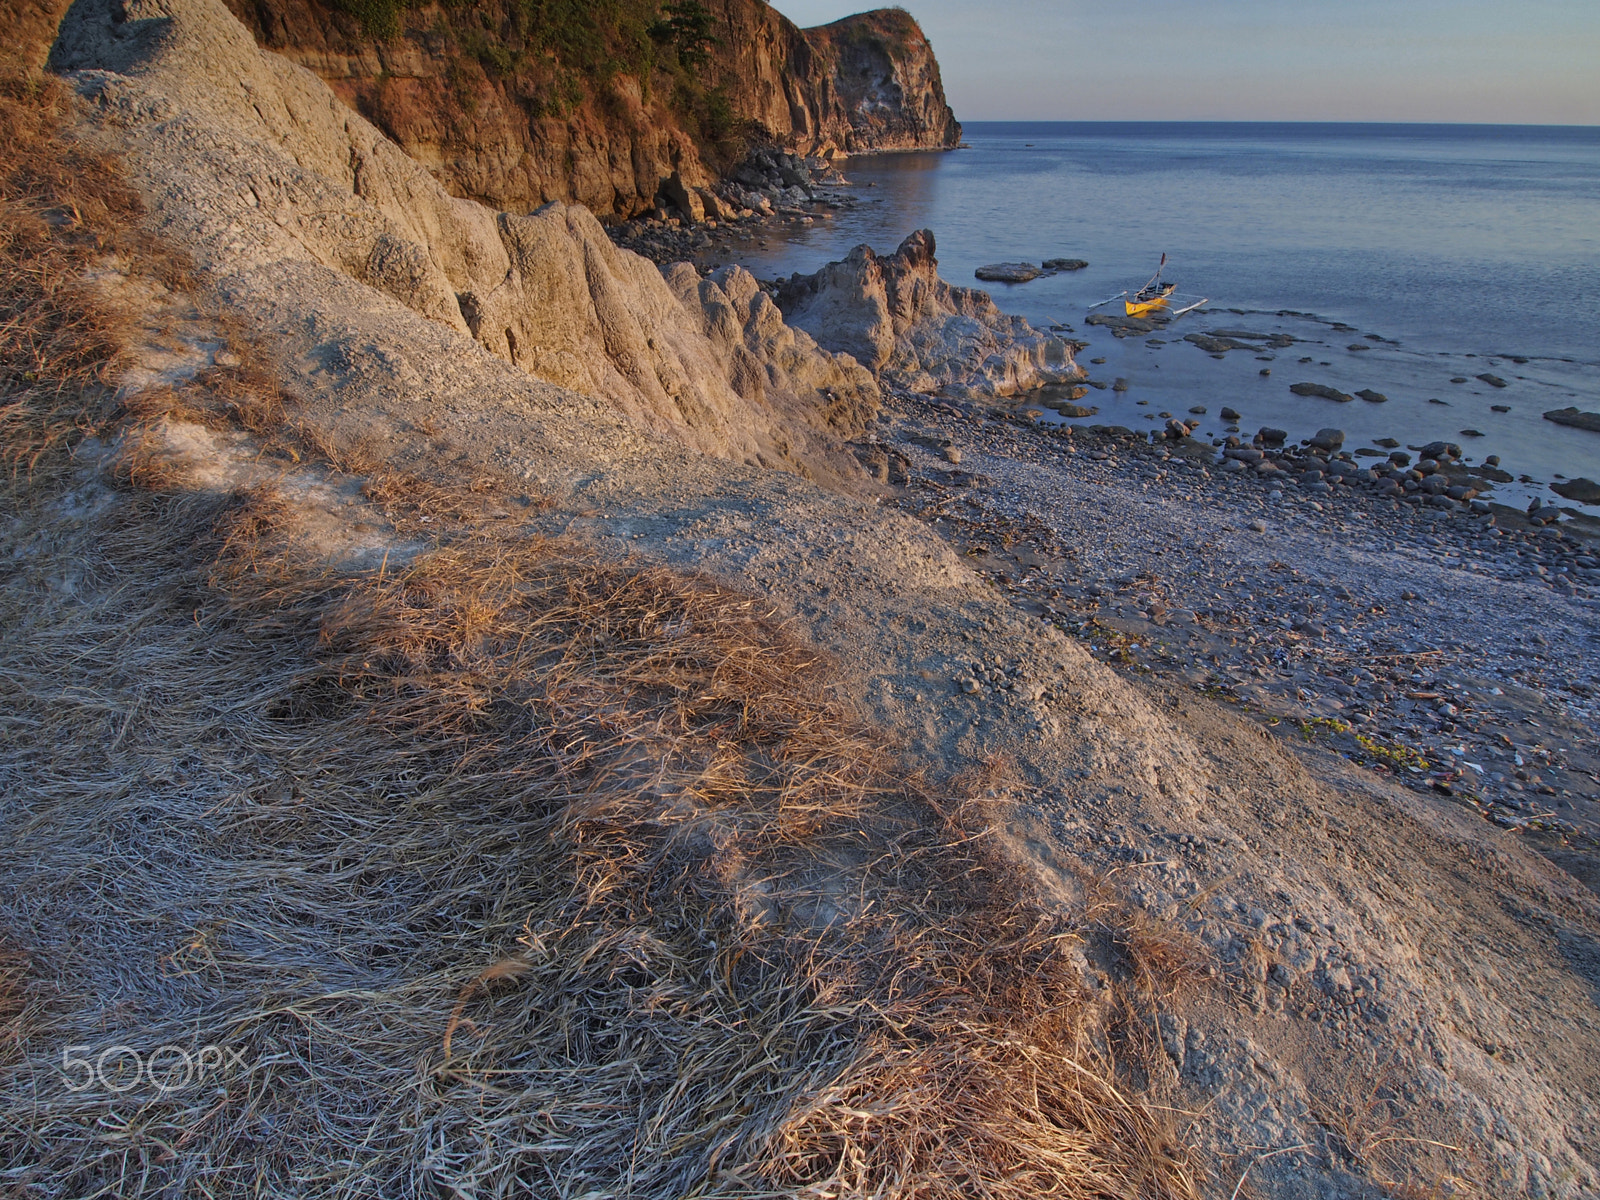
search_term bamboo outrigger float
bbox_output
[1088,254,1209,319]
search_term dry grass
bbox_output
[0,21,1199,1195]
[0,26,173,479]
[0,500,1198,1198]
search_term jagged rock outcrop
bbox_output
[51,0,878,484]
[217,0,959,218]
[775,231,1084,400]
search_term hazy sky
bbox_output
[770,0,1600,124]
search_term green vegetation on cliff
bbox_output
[226,0,959,216]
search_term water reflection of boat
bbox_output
[1089,254,1208,319]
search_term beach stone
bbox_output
[1249,519,1268,533]
[1042,258,1089,272]
[1492,404,1511,413]
[1220,406,1241,421]
[1220,458,1248,474]
[1290,382,1354,403]
[1543,407,1600,433]
[1309,428,1346,451]
[1189,406,1206,415]
[975,262,1041,283]
[1476,373,1508,388]
[1257,427,1288,445]
[1421,441,1461,461]
[1355,389,1388,403]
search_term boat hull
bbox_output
[1124,296,1172,317]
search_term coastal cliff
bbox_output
[220,0,961,218]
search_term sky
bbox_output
[769,0,1600,125]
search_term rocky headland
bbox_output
[221,0,960,219]
[3,0,1598,1196]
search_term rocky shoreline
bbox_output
[608,196,1600,867]
[865,389,1600,868]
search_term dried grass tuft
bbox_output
[0,36,174,480]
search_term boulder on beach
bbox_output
[1042,258,1089,271]
[1220,406,1241,420]
[1552,477,1600,504]
[974,262,1041,283]
[1309,427,1346,451]
[1476,372,1508,388]
[1544,407,1600,433]
[1257,426,1288,445]
[1421,440,1462,461]
[1290,382,1354,402]
[1354,388,1388,403]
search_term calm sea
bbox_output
[713,122,1600,506]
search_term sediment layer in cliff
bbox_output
[220,0,960,218]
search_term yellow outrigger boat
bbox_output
[1088,254,1208,320]
[1125,280,1177,317]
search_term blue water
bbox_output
[713,122,1600,505]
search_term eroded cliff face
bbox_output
[52,0,878,485]
[219,0,959,218]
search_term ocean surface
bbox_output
[710,122,1600,507]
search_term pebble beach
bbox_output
[874,389,1600,859]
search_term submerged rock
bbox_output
[1355,388,1389,403]
[1183,333,1256,353]
[1290,382,1354,403]
[1544,407,1600,433]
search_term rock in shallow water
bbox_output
[1544,407,1600,433]
[1290,381,1354,403]
[1552,478,1600,503]
[974,262,1041,283]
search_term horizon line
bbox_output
[955,118,1600,130]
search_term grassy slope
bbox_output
[0,5,1195,1194]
